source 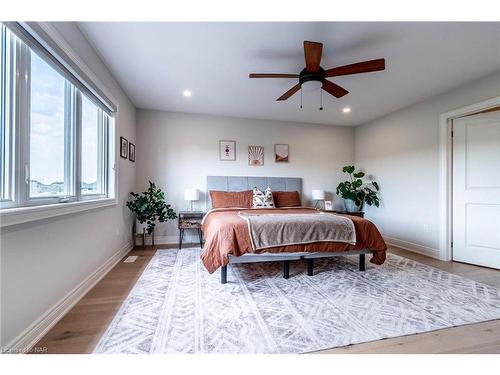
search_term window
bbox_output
[1,24,14,203]
[81,95,107,196]
[29,51,72,198]
[0,22,115,214]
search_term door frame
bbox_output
[438,95,500,261]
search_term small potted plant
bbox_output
[126,181,177,235]
[336,166,380,212]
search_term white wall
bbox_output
[354,71,500,258]
[136,110,354,243]
[0,23,137,348]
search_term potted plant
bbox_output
[126,181,177,234]
[336,166,380,212]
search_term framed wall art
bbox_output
[274,144,289,162]
[129,143,136,162]
[120,137,128,159]
[248,145,264,166]
[219,140,236,161]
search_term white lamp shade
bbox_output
[311,189,325,200]
[184,188,199,201]
[301,80,323,92]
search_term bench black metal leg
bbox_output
[359,254,366,271]
[178,229,184,249]
[283,260,290,279]
[307,258,314,276]
[221,265,227,284]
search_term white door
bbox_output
[453,112,500,269]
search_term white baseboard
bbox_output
[383,235,440,259]
[3,240,133,353]
[141,234,200,246]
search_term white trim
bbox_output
[146,235,179,245]
[145,234,202,246]
[0,197,117,227]
[34,22,118,111]
[384,235,440,259]
[438,95,500,261]
[2,240,133,354]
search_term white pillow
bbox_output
[252,187,275,208]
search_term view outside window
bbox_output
[29,51,68,197]
[81,95,103,195]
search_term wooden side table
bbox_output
[321,209,365,218]
[178,211,204,249]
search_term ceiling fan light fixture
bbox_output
[300,80,322,92]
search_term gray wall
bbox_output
[0,23,137,347]
[136,110,355,243]
[354,71,500,256]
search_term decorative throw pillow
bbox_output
[272,191,301,207]
[252,187,275,208]
[210,190,253,208]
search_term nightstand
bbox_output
[321,210,365,218]
[178,211,204,249]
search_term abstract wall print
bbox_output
[219,140,236,161]
[275,144,289,162]
[120,137,128,159]
[129,143,136,162]
[248,145,264,166]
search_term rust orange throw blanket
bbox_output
[201,207,387,273]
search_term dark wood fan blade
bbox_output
[304,41,323,72]
[325,59,385,77]
[277,84,301,101]
[322,80,349,98]
[249,73,299,78]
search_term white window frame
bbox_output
[1,24,16,207]
[79,95,109,201]
[0,22,118,228]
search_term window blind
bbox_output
[4,22,117,116]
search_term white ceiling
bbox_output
[78,22,500,126]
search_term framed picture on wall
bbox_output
[248,145,264,166]
[219,140,236,161]
[120,137,128,159]
[275,144,289,162]
[129,143,136,162]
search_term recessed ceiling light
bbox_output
[342,107,351,113]
[183,90,192,97]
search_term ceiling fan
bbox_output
[249,41,385,101]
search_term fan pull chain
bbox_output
[319,89,323,111]
[300,88,303,109]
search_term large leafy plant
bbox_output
[336,166,380,209]
[126,181,177,234]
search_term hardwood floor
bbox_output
[33,245,500,354]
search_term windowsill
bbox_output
[0,198,117,228]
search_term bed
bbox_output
[201,176,387,283]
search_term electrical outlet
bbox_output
[423,224,430,233]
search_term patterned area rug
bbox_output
[94,248,500,354]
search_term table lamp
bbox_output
[311,189,325,209]
[184,188,199,211]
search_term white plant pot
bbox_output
[135,219,148,233]
[344,199,362,212]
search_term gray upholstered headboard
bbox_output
[206,176,302,209]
